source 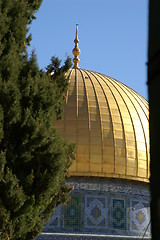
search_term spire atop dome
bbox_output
[72,24,80,68]
[76,24,78,39]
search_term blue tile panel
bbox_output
[42,178,151,238]
[130,199,150,234]
[85,194,107,229]
[64,194,81,229]
[44,206,61,229]
[111,199,126,231]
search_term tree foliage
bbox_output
[0,1,74,239]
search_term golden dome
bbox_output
[55,68,150,183]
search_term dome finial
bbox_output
[72,24,80,68]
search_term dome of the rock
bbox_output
[37,26,151,240]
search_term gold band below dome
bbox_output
[72,24,80,68]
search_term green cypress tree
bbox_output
[0,1,74,239]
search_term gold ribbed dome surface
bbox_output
[55,68,150,182]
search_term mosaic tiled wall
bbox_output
[45,206,61,229]
[110,198,126,231]
[85,194,107,230]
[130,199,150,235]
[41,178,151,239]
[64,194,81,229]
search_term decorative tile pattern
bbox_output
[111,198,126,230]
[64,194,81,229]
[130,199,151,234]
[85,194,107,229]
[45,206,61,229]
[41,178,150,238]
[68,178,150,197]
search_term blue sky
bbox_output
[28,0,149,100]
